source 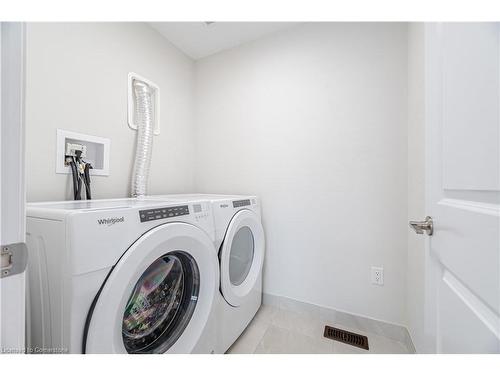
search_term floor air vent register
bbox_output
[323,325,369,350]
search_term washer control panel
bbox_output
[139,205,189,223]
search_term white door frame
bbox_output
[0,22,27,353]
[423,22,441,354]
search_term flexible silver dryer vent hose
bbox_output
[130,80,154,198]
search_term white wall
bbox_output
[25,22,417,328]
[194,23,409,325]
[25,23,195,202]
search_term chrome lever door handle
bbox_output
[409,216,433,236]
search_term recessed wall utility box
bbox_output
[56,129,110,176]
[127,72,160,135]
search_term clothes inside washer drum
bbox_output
[121,252,199,353]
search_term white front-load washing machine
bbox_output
[145,194,265,353]
[26,198,219,354]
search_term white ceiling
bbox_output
[149,22,300,60]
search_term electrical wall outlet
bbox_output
[371,266,384,285]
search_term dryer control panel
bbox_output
[139,205,189,223]
[233,199,251,208]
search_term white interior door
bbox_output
[423,22,500,353]
[0,22,27,354]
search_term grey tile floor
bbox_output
[227,304,412,354]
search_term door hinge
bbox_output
[1,242,28,278]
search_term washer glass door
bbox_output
[83,222,218,354]
[220,209,265,307]
[122,251,199,354]
[228,226,255,286]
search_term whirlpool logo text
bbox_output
[97,216,125,226]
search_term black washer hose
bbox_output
[69,160,79,200]
[84,163,92,200]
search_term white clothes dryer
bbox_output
[26,198,219,354]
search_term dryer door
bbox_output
[220,209,265,307]
[83,222,218,353]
